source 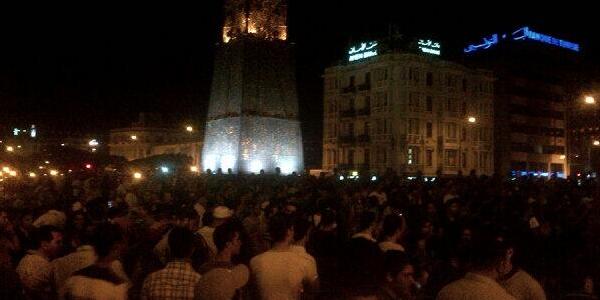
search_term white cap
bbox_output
[213,206,233,219]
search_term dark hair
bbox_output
[383,251,411,278]
[382,214,404,238]
[31,225,60,249]
[169,227,195,259]
[358,211,377,232]
[293,218,311,242]
[470,234,510,270]
[268,213,294,243]
[91,223,123,258]
[213,221,241,252]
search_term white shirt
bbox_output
[197,226,217,258]
[502,269,547,300]
[64,275,128,300]
[437,272,516,300]
[250,249,318,300]
[378,241,405,252]
[52,245,129,299]
[16,251,53,295]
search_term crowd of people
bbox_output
[1,168,599,299]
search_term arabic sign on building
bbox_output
[464,26,580,53]
[348,41,378,62]
[418,39,441,55]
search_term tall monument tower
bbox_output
[202,0,303,174]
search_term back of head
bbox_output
[213,221,241,253]
[91,223,123,258]
[168,227,195,259]
[382,214,404,238]
[268,213,294,243]
[31,225,60,250]
[469,233,510,271]
[383,251,411,279]
[358,211,377,232]
[293,218,311,242]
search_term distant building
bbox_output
[462,26,581,178]
[108,113,202,168]
[567,83,600,175]
[323,38,494,176]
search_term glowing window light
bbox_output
[29,172,36,178]
[160,166,169,174]
[45,161,50,164]
[468,116,477,123]
[130,135,137,140]
[6,146,14,152]
[85,164,92,169]
[38,166,44,169]
[186,126,193,132]
[30,125,36,138]
[60,143,65,147]
[50,170,58,176]
[339,175,345,180]
[17,145,22,149]
[221,155,236,171]
[594,140,600,146]
[9,171,17,177]
[371,175,377,181]
[2,167,10,172]
[585,96,596,104]
[91,148,97,152]
[133,172,142,179]
[559,155,566,160]
[249,160,263,174]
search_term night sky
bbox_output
[0,1,597,143]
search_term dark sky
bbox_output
[0,1,597,141]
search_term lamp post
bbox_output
[584,95,598,174]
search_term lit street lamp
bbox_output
[186,126,193,132]
[467,116,477,123]
[585,95,596,105]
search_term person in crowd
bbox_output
[62,223,128,299]
[197,206,233,259]
[379,213,406,253]
[52,225,129,299]
[16,225,63,299]
[437,234,516,300]
[250,213,318,300]
[378,251,418,300]
[195,221,249,300]
[141,227,201,300]
[498,237,546,300]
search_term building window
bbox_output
[462,102,467,116]
[426,96,433,112]
[461,127,467,141]
[348,149,355,165]
[408,119,420,135]
[348,123,355,136]
[446,149,458,166]
[364,149,370,165]
[349,75,355,87]
[365,72,371,85]
[447,123,457,139]
[426,72,433,86]
[364,122,370,135]
[408,147,420,165]
[426,149,433,166]
[409,93,420,112]
[426,122,433,138]
[365,96,371,109]
[462,152,467,168]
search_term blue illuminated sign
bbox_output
[464,26,579,53]
[348,41,378,62]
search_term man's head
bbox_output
[168,227,196,260]
[381,214,405,241]
[31,225,63,259]
[470,234,512,278]
[174,209,200,231]
[91,223,124,261]
[383,252,415,295]
[293,218,312,245]
[268,213,294,245]
[358,211,378,235]
[213,221,243,256]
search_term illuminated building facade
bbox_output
[109,113,202,167]
[567,83,600,175]
[463,26,580,177]
[323,40,494,176]
[202,0,303,174]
